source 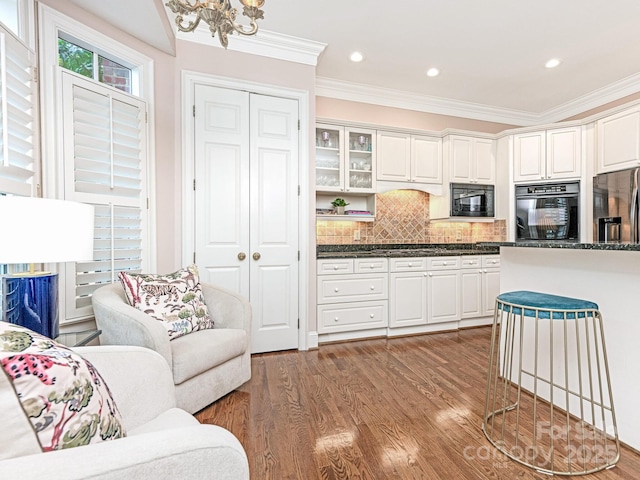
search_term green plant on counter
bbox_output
[330,198,349,208]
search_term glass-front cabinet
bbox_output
[315,124,376,194]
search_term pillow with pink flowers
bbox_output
[0,321,125,458]
[118,264,215,340]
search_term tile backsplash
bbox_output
[316,190,507,245]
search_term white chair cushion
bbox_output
[128,408,199,436]
[170,329,248,385]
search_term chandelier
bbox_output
[166,0,265,48]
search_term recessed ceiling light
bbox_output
[350,52,364,63]
[426,67,440,77]
[545,58,561,69]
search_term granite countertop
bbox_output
[496,241,640,251]
[317,243,500,259]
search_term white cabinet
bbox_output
[460,255,500,319]
[315,124,376,194]
[426,257,461,324]
[377,131,442,185]
[448,135,495,184]
[460,256,483,318]
[317,258,388,336]
[596,106,640,174]
[389,256,461,327]
[389,258,428,328]
[482,255,501,317]
[513,127,581,182]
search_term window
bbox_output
[39,4,154,324]
[58,36,133,94]
[61,72,147,319]
[0,23,37,197]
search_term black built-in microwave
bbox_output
[450,183,495,218]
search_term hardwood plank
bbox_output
[196,327,640,479]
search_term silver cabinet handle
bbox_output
[334,265,339,270]
[428,273,433,277]
[334,317,339,322]
[443,261,448,266]
[334,288,339,293]
[370,285,375,290]
[370,264,375,269]
[369,313,375,318]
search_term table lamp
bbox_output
[0,196,94,338]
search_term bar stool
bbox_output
[483,291,620,476]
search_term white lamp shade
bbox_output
[0,196,94,264]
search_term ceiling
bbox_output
[70,0,640,125]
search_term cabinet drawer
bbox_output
[482,255,500,268]
[317,301,388,334]
[460,256,481,269]
[355,257,388,273]
[428,256,460,270]
[317,274,388,304]
[317,259,354,275]
[390,257,427,272]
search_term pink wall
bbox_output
[317,97,517,133]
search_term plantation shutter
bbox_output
[61,71,148,320]
[0,24,37,196]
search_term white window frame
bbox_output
[38,3,156,324]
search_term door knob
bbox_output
[252,252,261,260]
[238,252,246,261]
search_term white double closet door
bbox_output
[193,84,299,353]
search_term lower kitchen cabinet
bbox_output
[426,257,461,324]
[389,270,427,328]
[317,258,389,339]
[317,254,499,342]
[317,301,388,334]
[461,255,500,319]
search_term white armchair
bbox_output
[92,283,252,414]
[0,346,249,480]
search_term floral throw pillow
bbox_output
[0,321,126,452]
[119,264,214,340]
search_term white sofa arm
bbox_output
[92,284,172,366]
[0,425,249,480]
[74,346,176,431]
[201,283,252,335]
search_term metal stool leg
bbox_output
[483,292,620,476]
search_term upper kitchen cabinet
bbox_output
[448,135,495,184]
[315,124,376,194]
[513,126,581,182]
[377,131,442,187]
[596,105,640,174]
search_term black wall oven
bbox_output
[450,183,495,218]
[515,181,579,242]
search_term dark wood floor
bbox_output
[196,327,640,479]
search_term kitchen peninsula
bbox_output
[498,242,640,453]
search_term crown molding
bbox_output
[536,72,640,124]
[176,28,326,66]
[316,75,640,127]
[315,77,540,127]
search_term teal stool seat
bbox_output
[483,290,619,476]
[497,291,599,319]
